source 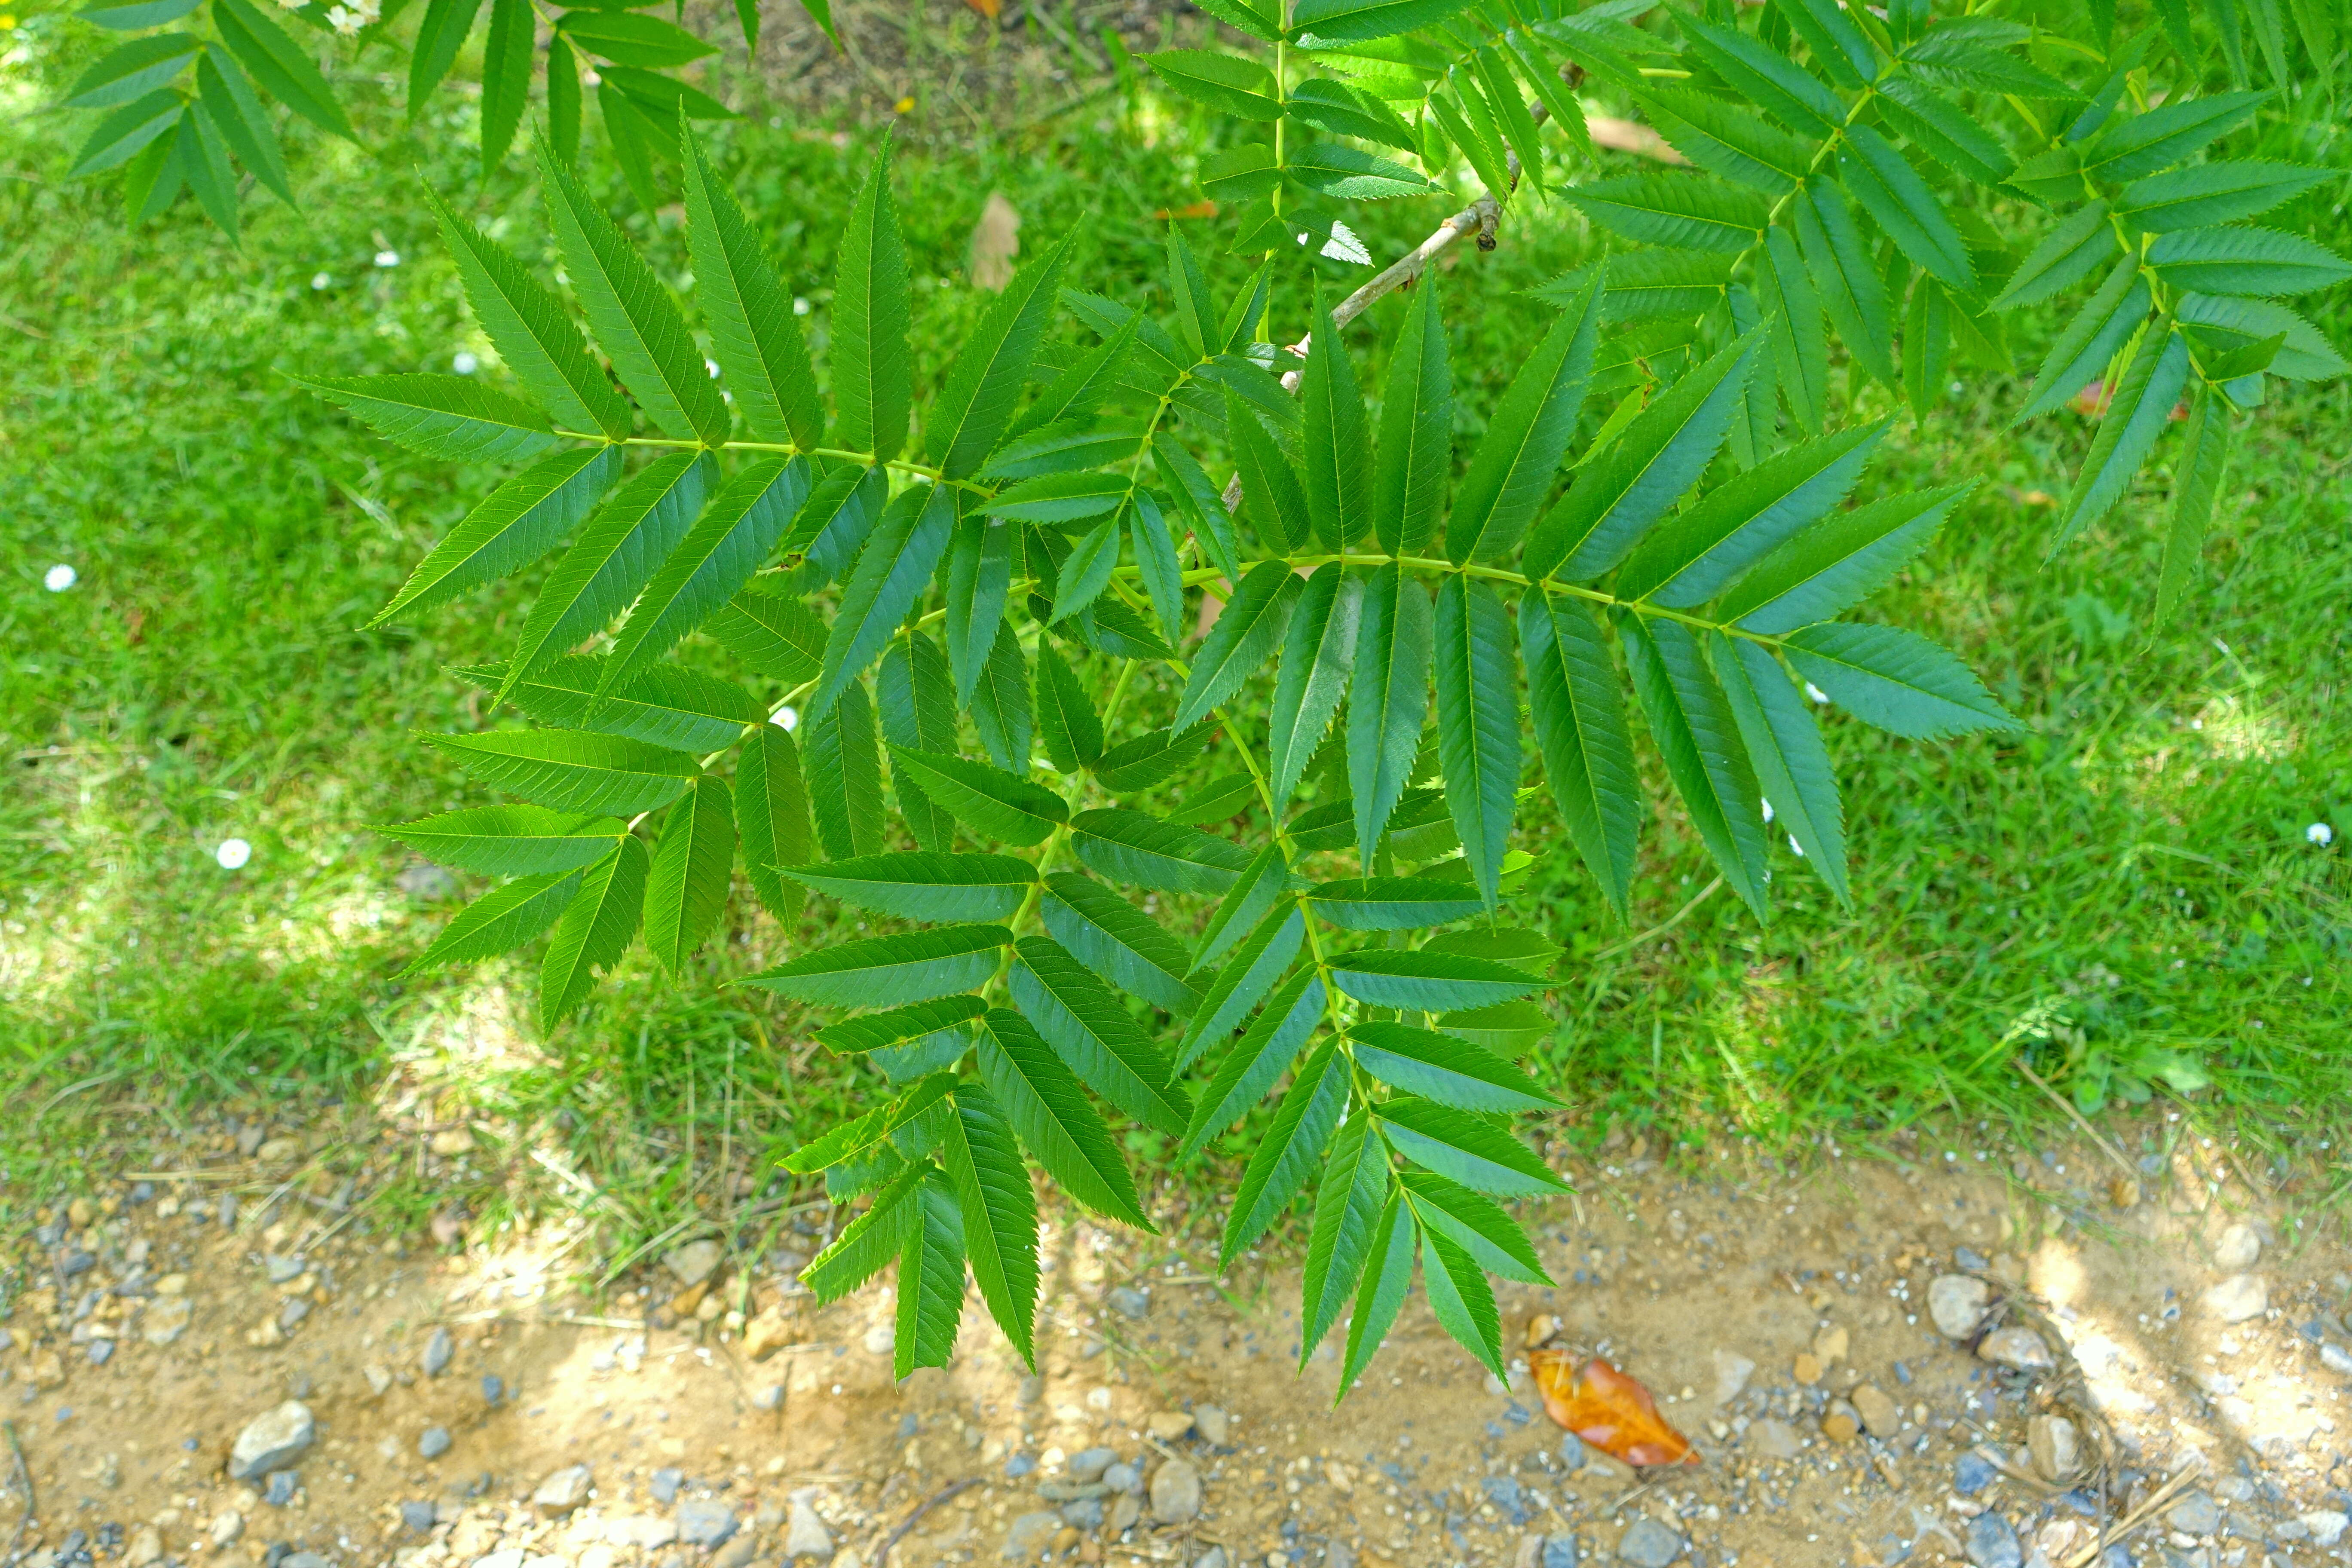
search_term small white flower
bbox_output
[792,297,812,317]
[43,564,77,592]
[452,351,479,375]
[704,358,721,379]
[1805,682,1830,704]
[326,6,361,32]
[215,838,253,871]
[311,272,333,291]
[2309,822,2335,847]
[773,706,799,732]
[374,249,401,268]
[1759,797,1775,824]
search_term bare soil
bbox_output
[5,1114,2350,1568]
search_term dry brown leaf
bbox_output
[1585,116,1688,165]
[1155,199,1220,220]
[1529,1351,1700,1467]
[969,192,1022,292]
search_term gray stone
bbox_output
[1191,1553,1228,1568]
[400,1501,436,1532]
[1036,1480,1106,1504]
[1326,1543,1355,1568]
[532,1464,593,1516]
[1109,1493,1140,1532]
[650,1467,686,1504]
[1614,1519,1683,1566]
[1059,1497,1105,1530]
[2301,1511,2348,1548]
[422,1326,454,1377]
[1002,1511,1060,1561]
[278,1298,310,1332]
[1558,1433,1586,1470]
[1746,1418,1802,1460]
[1102,1462,1141,1493]
[418,1427,452,1460]
[2027,1415,2080,1483]
[2202,1275,2267,1324]
[265,1256,305,1284]
[666,1240,724,1289]
[1068,1446,1118,1483]
[784,1497,834,1560]
[2212,1223,2260,1272]
[280,1555,328,1568]
[262,1470,298,1507]
[1106,1286,1149,1321]
[1543,1536,1579,1568]
[1977,1325,2055,1371]
[228,1401,316,1480]
[1710,1349,1755,1408]
[711,1537,758,1568]
[1194,1405,1230,1445]
[481,1374,504,1405]
[1964,1512,2022,1568]
[2167,1494,2220,1537]
[1150,1458,1203,1523]
[2320,1342,2352,1376]
[1929,1276,1994,1340]
[675,1499,738,1547]
[752,1384,785,1411]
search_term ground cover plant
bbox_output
[4,0,2352,1401]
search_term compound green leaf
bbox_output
[1176,561,1301,729]
[371,445,621,627]
[1266,566,1362,812]
[2118,162,2328,233]
[736,723,812,926]
[1011,936,1190,1136]
[889,747,1068,847]
[1034,637,1104,774]
[681,123,824,450]
[1839,126,1975,292]
[1326,947,1543,1012]
[1564,174,1769,254]
[2016,255,2152,423]
[423,729,698,815]
[1721,481,1969,632]
[1374,270,1451,555]
[804,678,885,859]
[1618,424,1885,607]
[380,805,626,877]
[1146,48,1282,119]
[1337,1194,1415,1397]
[2054,326,2195,545]
[212,0,352,138]
[1529,328,1762,581]
[507,454,713,686]
[300,374,555,466]
[1373,1096,1565,1195]
[1298,1113,1390,1363]
[876,632,958,851]
[1351,1021,1557,1112]
[1399,1167,1549,1283]
[1070,808,1252,894]
[1795,178,1897,386]
[1875,76,2013,186]
[1093,723,1213,793]
[643,776,735,974]
[601,456,809,701]
[1178,901,1305,1072]
[977,1009,1152,1229]
[68,86,181,177]
[1348,563,1433,868]
[1640,88,1813,194]
[539,835,649,1026]
[2158,386,2233,624]
[1419,1226,1506,1381]
[800,1166,922,1303]
[1040,873,1199,1016]
[1621,616,1768,915]
[1302,290,1370,551]
[1182,969,1326,1155]
[1783,622,2019,738]
[789,852,1036,922]
[1432,576,1519,911]
[1714,635,1847,903]
[743,924,1011,1007]
[1287,0,1473,42]
[1221,1038,1350,1265]
[428,187,630,438]
[816,996,984,1058]
[894,1172,966,1378]
[941,1081,1039,1367]
[970,622,1035,776]
[1448,267,1603,564]
[2146,226,2352,297]
[2083,91,2266,183]
[810,483,956,722]
[401,869,583,977]
[930,236,1075,479]
[466,657,760,753]
[1678,15,1842,133]
[1307,876,1483,931]
[833,135,912,460]
[1991,202,2119,311]
[1519,590,1639,919]
[480,0,530,174]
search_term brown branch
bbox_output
[875,1477,980,1564]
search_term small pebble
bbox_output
[418,1427,451,1460]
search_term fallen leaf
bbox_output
[963,0,1000,18]
[2070,380,2113,418]
[969,192,1022,293]
[1529,1352,1699,1466]
[1155,199,1219,221]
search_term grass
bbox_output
[2,2,2349,1268]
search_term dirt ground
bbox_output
[4,1111,2349,1568]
